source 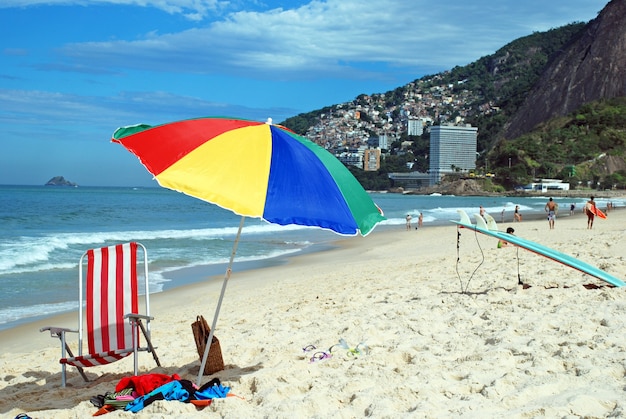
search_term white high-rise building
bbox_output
[378,134,389,150]
[407,118,424,136]
[429,125,478,185]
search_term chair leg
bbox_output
[60,331,66,387]
[128,318,162,376]
[63,343,89,383]
[58,331,88,386]
[137,319,162,368]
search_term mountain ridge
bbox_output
[503,0,626,140]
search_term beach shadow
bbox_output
[0,367,116,413]
[185,361,263,382]
[440,289,490,296]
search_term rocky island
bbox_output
[45,176,78,187]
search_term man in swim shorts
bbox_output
[545,197,557,229]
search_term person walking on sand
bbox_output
[570,203,576,216]
[514,205,522,222]
[418,212,423,228]
[545,197,557,229]
[405,214,412,231]
[585,196,596,229]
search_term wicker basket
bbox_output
[191,315,225,375]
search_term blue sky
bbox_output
[0,0,608,186]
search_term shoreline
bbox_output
[0,203,618,337]
[0,228,391,354]
[0,235,362,334]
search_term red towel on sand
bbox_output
[115,373,182,396]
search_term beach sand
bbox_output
[2,206,626,418]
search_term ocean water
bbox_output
[1,185,621,330]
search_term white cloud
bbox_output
[52,0,607,81]
[0,88,298,133]
[1,0,226,20]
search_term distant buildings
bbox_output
[429,124,478,186]
[336,149,363,168]
[387,171,430,188]
[303,71,499,177]
[407,117,431,137]
[337,147,381,171]
[520,179,570,192]
[378,134,389,150]
[364,148,381,171]
[407,118,424,136]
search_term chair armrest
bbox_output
[40,326,78,337]
[124,313,154,321]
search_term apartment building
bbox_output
[429,124,478,186]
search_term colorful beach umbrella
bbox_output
[113,117,384,236]
[112,116,385,384]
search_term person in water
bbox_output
[497,227,515,248]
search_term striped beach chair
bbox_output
[41,242,161,386]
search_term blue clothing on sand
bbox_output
[125,380,195,413]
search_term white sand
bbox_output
[2,206,626,418]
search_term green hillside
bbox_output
[489,97,626,189]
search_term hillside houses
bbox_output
[303,73,496,169]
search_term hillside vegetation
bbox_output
[490,97,626,189]
[433,23,587,152]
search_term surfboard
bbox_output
[453,210,624,287]
[587,203,607,219]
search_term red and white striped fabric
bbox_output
[62,242,139,368]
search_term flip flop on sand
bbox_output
[302,344,317,353]
[303,344,332,362]
[309,351,332,363]
[329,338,369,357]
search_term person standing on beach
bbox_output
[406,214,412,230]
[545,197,557,229]
[570,203,576,215]
[514,205,522,222]
[418,212,423,228]
[479,206,485,219]
[585,196,596,229]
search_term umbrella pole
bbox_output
[196,216,245,386]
